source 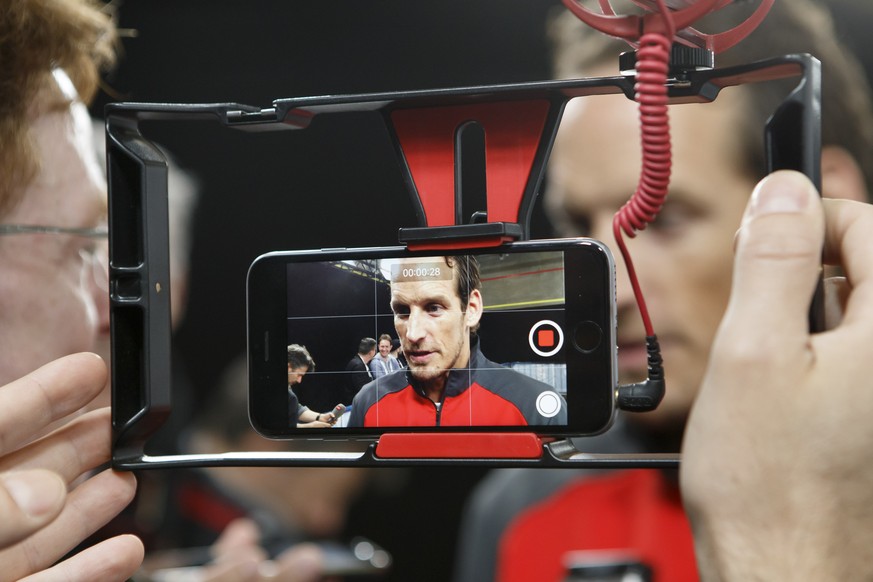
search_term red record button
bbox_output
[529,320,564,357]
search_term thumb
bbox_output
[725,170,824,342]
[0,469,66,548]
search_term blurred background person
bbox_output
[454,2,873,581]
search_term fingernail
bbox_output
[750,171,815,215]
[3,471,65,517]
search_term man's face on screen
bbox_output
[390,258,482,386]
[378,339,391,357]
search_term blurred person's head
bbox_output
[389,256,483,392]
[0,0,116,385]
[546,0,873,431]
[287,344,315,387]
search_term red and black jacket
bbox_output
[347,340,566,427]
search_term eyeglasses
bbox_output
[0,223,109,292]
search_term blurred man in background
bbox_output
[455,1,873,580]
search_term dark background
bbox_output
[94,2,564,580]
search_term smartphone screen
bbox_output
[247,238,616,437]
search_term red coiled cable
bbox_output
[562,0,774,336]
[561,0,773,409]
[613,28,673,337]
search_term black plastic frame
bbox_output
[108,53,821,470]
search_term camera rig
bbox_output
[107,52,819,470]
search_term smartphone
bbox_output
[247,238,616,438]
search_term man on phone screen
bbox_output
[347,255,567,427]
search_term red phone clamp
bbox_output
[374,433,551,460]
[391,98,559,252]
[385,96,565,458]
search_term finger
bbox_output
[19,534,144,582]
[0,409,112,483]
[724,171,825,345]
[822,198,873,329]
[0,353,107,457]
[272,543,324,582]
[211,517,264,561]
[198,558,260,582]
[0,470,66,548]
[0,469,136,579]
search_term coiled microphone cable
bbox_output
[561,0,774,411]
[612,19,673,412]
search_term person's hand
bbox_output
[186,544,324,582]
[681,171,873,579]
[143,518,324,582]
[0,353,143,581]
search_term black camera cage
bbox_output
[107,53,820,470]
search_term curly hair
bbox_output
[0,0,117,216]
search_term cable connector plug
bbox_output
[617,335,665,412]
